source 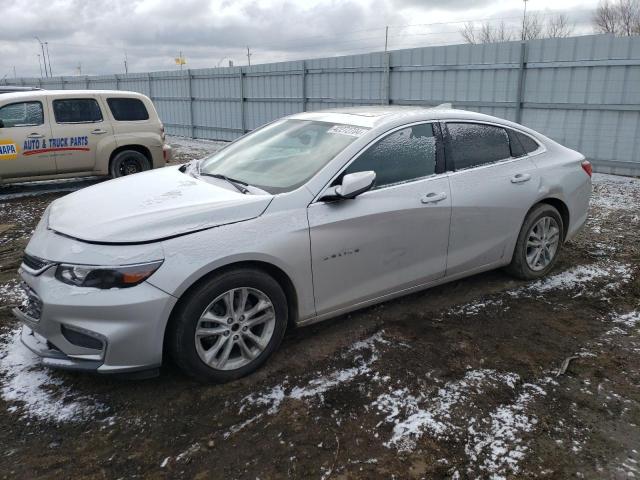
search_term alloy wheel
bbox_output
[525,216,560,271]
[194,288,276,371]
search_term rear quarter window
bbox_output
[107,98,149,121]
[515,131,541,154]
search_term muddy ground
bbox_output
[0,139,639,479]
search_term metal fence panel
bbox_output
[5,34,640,175]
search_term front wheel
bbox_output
[168,268,288,383]
[505,203,564,280]
[109,150,150,178]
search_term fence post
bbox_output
[385,51,391,105]
[115,74,120,91]
[186,69,195,138]
[515,41,528,124]
[239,68,246,134]
[301,61,307,112]
[147,73,153,100]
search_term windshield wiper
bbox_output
[199,172,250,194]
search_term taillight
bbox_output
[581,160,592,177]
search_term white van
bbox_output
[0,90,171,184]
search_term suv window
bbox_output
[53,99,103,123]
[343,123,437,189]
[107,98,149,121]
[0,101,44,127]
[447,123,511,170]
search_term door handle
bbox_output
[511,173,531,184]
[27,133,44,139]
[91,129,107,135]
[421,192,447,204]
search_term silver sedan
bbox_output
[15,106,591,382]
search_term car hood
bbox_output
[48,167,273,244]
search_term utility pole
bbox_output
[37,54,43,78]
[246,46,251,66]
[124,50,129,74]
[35,37,49,77]
[384,25,389,51]
[45,42,53,77]
[521,0,529,41]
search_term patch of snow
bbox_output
[167,135,227,161]
[514,262,631,295]
[591,174,640,211]
[0,329,107,423]
[374,369,520,452]
[465,381,549,479]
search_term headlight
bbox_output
[55,260,163,289]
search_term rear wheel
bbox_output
[109,150,150,178]
[168,268,288,383]
[506,203,563,280]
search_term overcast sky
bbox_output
[1,0,599,79]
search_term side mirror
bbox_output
[321,171,376,201]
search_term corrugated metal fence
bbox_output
[4,34,640,175]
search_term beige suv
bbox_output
[0,90,171,184]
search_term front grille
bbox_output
[18,282,43,320]
[22,253,51,273]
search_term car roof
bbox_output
[0,89,147,101]
[289,105,509,128]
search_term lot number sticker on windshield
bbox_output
[327,125,368,137]
[0,140,18,160]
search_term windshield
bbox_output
[199,119,369,194]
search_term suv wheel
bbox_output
[110,150,150,178]
[506,203,564,280]
[169,268,288,383]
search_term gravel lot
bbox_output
[0,137,639,479]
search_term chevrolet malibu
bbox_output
[14,106,592,382]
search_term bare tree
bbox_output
[593,0,640,35]
[460,21,513,44]
[460,22,478,44]
[546,13,575,38]
[617,0,640,34]
[521,12,544,40]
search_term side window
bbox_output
[0,102,44,127]
[342,123,437,189]
[447,123,511,170]
[107,98,149,121]
[515,131,540,154]
[53,99,103,123]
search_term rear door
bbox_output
[48,96,113,173]
[0,99,56,178]
[443,121,541,276]
[308,122,451,316]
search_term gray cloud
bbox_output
[0,0,598,80]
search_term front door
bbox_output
[0,99,56,178]
[47,96,112,173]
[308,123,452,317]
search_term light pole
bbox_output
[521,0,529,41]
[37,54,43,78]
[45,42,53,77]
[34,37,49,77]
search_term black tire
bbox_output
[505,203,564,280]
[109,150,150,178]
[168,268,288,383]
